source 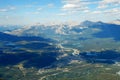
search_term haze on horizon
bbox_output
[0,0,120,25]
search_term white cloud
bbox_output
[98,4,108,9]
[63,3,77,9]
[47,3,54,8]
[57,13,67,16]
[62,3,88,12]
[104,8,120,14]
[83,10,90,13]
[0,9,8,12]
[60,0,120,18]
[98,0,120,9]
[62,0,89,13]
[62,0,81,4]
[101,0,120,4]
[92,11,102,14]
[0,6,16,12]
[37,7,42,11]
[32,11,41,14]
[61,0,101,14]
[9,6,16,10]
[91,8,120,15]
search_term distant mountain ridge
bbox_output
[0,32,52,42]
[5,20,120,41]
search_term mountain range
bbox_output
[0,20,120,80]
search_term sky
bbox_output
[0,0,120,25]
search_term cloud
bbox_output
[47,3,54,8]
[98,4,108,9]
[0,9,8,12]
[101,0,120,4]
[37,7,42,11]
[58,0,120,17]
[104,8,120,14]
[9,6,16,10]
[0,6,16,12]
[62,0,89,12]
[32,11,41,14]
[63,3,77,9]
[98,0,120,9]
[92,11,102,14]
[61,0,101,15]
[57,13,67,16]
[91,7,120,15]
[91,8,120,16]
[83,10,90,13]
[58,0,91,16]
